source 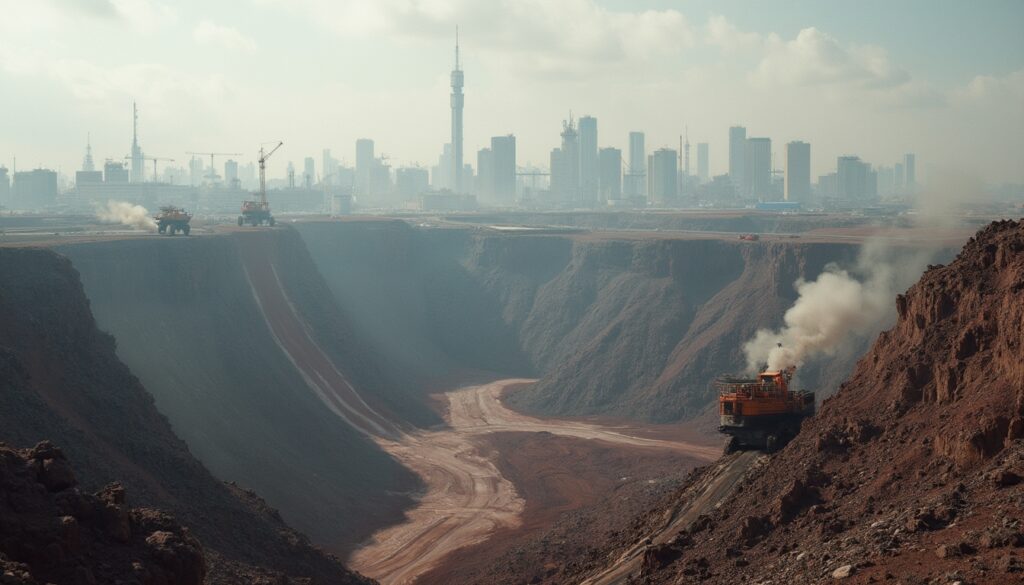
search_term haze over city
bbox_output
[1,0,1022,185]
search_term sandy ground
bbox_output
[348,380,720,585]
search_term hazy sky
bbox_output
[1,0,1022,183]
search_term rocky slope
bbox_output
[0,441,204,585]
[59,231,419,554]
[0,246,373,583]
[297,221,874,422]
[569,218,1024,583]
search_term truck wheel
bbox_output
[765,435,778,454]
[268,217,276,226]
[724,436,740,455]
[158,224,166,234]
[237,217,244,227]
[182,225,191,236]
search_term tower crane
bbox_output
[124,156,175,182]
[238,141,282,227]
[186,151,242,182]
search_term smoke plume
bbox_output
[743,240,937,373]
[96,200,158,231]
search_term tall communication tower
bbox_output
[130,102,145,183]
[450,26,465,193]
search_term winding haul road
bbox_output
[241,244,719,584]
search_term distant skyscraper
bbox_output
[894,162,905,191]
[356,139,374,195]
[599,147,622,202]
[837,156,873,200]
[745,137,771,198]
[491,135,516,203]
[627,131,646,198]
[785,141,811,203]
[648,148,678,204]
[433,143,452,190]
[551,117,579,203]
[697,143,709,184]
[450,28,465,192]
[903,153,916,193]
[76,134,102,186]
[225,159,239,189]
[82,134,95,172]
[476,147,493,198]
[396,167,429,198]
[188,157,202,186]
[130,102,145,183]
[578,116,598,206]
[303,157,315,189]
[729,126,746,192]
[684,129,691,177]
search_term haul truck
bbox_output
[155,206,192,236]
[717,366,815,453]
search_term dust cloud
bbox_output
[95,200,158,231]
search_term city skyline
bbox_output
[0,1,1022,185]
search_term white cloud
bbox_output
[110,0,177,33]
[705,14,763,52]
[952,69,1024,104]
[193,20,258,53]
[752,27,910,90]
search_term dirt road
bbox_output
[240,243,719,584]
[349,380,719,584]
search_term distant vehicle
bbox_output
[738,233,760,241]
[238,200,275,227]
[717,366,815,453]
[154,206,192,236]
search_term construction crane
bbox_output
[239,141,282,227]
[124,156,174,182]
[185,151,242,182]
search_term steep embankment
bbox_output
[577,219,1024,584]
[297,220,867,422]
[0,246,372,583]
[59,230,420,555]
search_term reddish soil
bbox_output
[416,431,705,585]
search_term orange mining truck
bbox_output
[717,367,815,453]
[155,206,192,236]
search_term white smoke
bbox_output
[95,200,158,231]
[743,240,936,373]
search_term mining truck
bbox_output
[154,206,192,236]
[717,366,815,454]
[238,200,275,227]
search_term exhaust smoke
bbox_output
[744,240,939,373]
[96,200,158,231]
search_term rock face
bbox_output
[575,219,1024,583]
[0,441,204,585]
[296,221,876,423]
[0,247,373,584]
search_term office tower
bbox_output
[433,143,452,190]
[817,173,837,198]
[130,102,145,183]
[837,156,872,200]
[82,134,95,172]
[552,117,579,203]
[648,148,678,204]
[0,167,9,208]
[450,28,465,192]
[396,167,429,198]
[104,160,129,183]
[12,169,58,209]
[491,135,516,203]
[785,141,811,203]
[578,115,598,206]
[903,153,916,193]
[627,131,646,198]
[599,147,622,202]
[697,142,709,184]
[356,139,374,195]
[476,147,493,198]
[303,157,315,189]
[745,137,771,198]
[684,129,691,176]
[225,159,239,188]
[729,126,746,192]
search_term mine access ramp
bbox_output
[717,367,814,454]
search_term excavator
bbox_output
[717,366,815,454]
